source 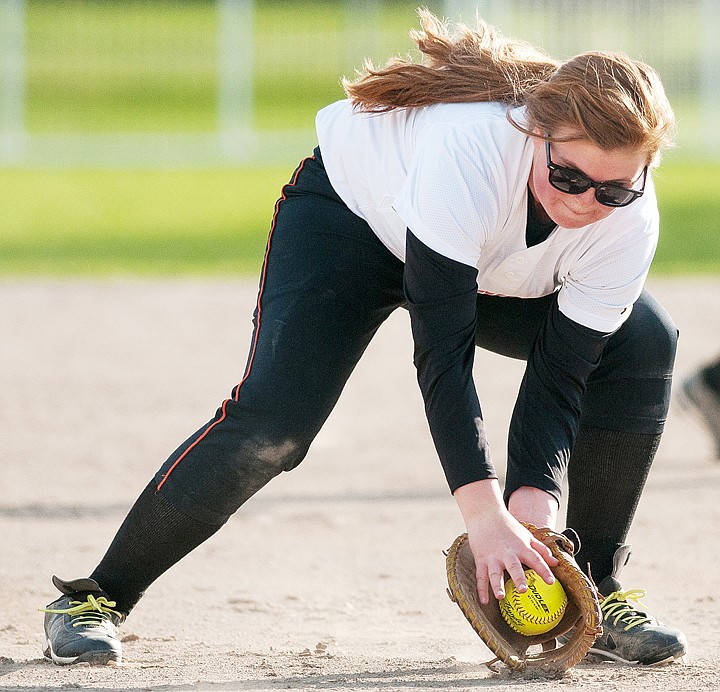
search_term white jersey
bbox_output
[315,99,659,333]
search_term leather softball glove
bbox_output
[445,523,602,674]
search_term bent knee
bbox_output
[246,436,308,473]
[607,292,678,377]
[630,294,678,371]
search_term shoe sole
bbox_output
[44,641,121,666]
[588,643,688,666]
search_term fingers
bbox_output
[476,561,511,603]
[478,559,529,603]
[466,515,560,604]
[532,537,560,566]
[489,565,508,601]
[529,538,559,584]
[477,549,557,604]
[505,561,529,595]
[475,564,491,605]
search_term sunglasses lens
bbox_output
[549,167,591,194]
[595,185,636,207]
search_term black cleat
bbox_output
[42,575,124,665]
[589,546,688,665]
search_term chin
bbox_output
[551,206,607,229]
[557,218,593,229]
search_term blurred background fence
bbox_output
[0,0,717,168]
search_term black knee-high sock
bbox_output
[565,426,661,587]
[90,480,225,615]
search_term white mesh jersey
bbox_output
[315,99,659,333]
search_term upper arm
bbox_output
[403,229,479,320]
[393,124,497,268]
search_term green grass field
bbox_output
[0,166,291,275]
[653,162,720,273]
[1,1,716,277]
[21,0,704,135]
[0,157,717,277]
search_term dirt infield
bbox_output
[1,277,719,691]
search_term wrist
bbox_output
[507,486,559,530]
[453,478,507,525]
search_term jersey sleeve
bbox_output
[558,198,659,333]
[393,124,500,268]
[404,229,496,492]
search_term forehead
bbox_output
[549,135,646,183]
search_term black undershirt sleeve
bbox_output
[404,228,614,502]
[403,229,496,492]
[505,302,612,503]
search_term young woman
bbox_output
[43,10,686,667]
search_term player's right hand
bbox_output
[464,511,558,604]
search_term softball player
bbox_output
[43,10,687,667]
[680,356,720,457]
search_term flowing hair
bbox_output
[344,9,675,163]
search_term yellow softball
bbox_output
[499,569,567,636]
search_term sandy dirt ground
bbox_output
[1,276,719,692]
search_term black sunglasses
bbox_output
[545,141,647,208]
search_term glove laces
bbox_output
[42,594,122,628]
[600,589,653,631]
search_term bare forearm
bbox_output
[454,478,507,525]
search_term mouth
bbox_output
[563,200,596,216]
[561,202,600,223]
[553,202,601,228]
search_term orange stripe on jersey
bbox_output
[156,155,315,492]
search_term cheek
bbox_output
[532,168,561,212]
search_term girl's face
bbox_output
[528,128,648,229]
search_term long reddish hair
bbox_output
[344,9,675,163]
